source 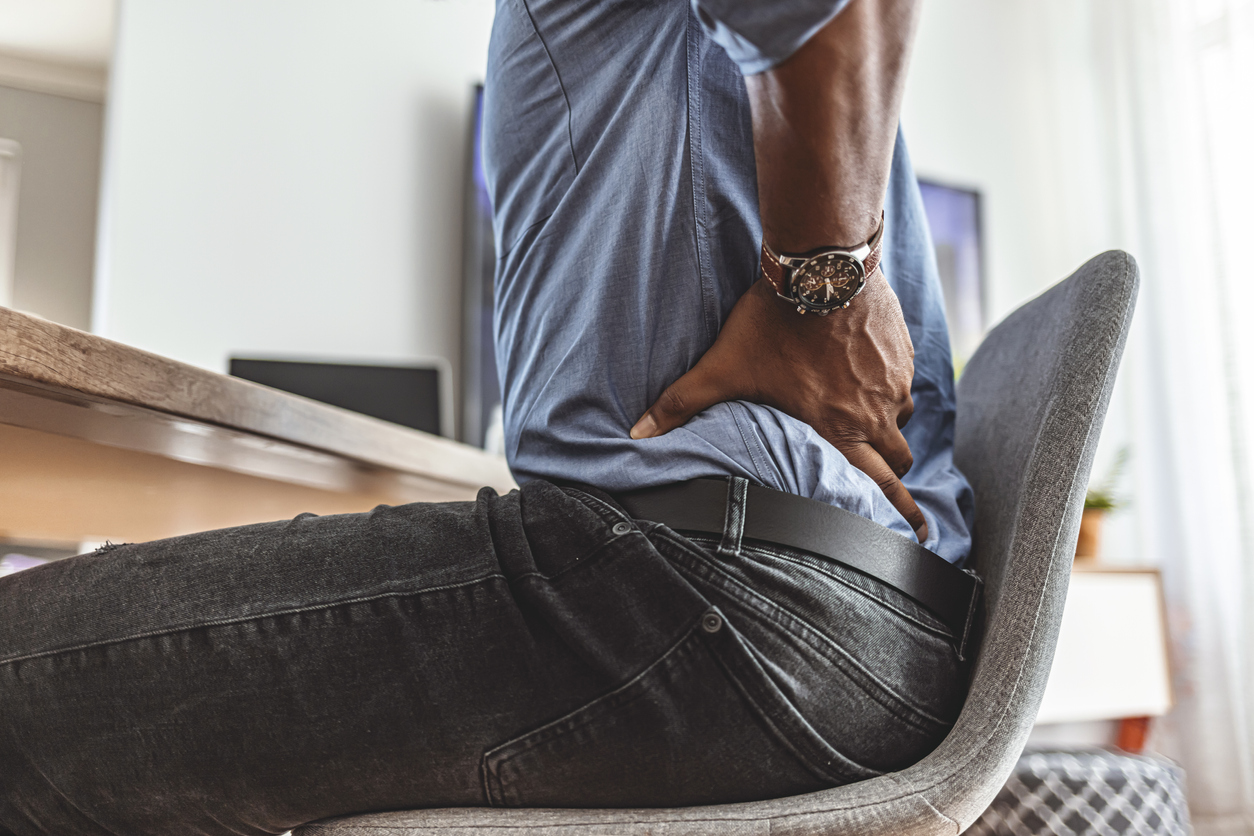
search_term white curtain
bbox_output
[1094,0,1254,832]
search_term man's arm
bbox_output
[629,0,929,541]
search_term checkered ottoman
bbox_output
[967,749,1191,836]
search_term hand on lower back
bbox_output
[630,272,928,543]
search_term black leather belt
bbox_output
[614,478,982,660]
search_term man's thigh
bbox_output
[0,496,521,832]
[0,484,830,835]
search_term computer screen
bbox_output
[229,358,442,436]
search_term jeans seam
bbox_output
[657,531,953,731]
[702,612,879,784]
[669,556,947,733]
[481,616,706,805]
[510,531,641,583]
[0,574,509,668]
[561,488,634,527]
[745,544,954,639]
[686,534,953,640]
[0,742,115,836]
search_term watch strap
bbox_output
[759,244,788,297]
[761,215,885,303]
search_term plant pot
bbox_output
[1075,508,1106,561]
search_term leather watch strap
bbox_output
[759,245,790,296]
[760,215,886,301]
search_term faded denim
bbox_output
[0,479,962,835]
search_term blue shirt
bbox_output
[483,0,974,564]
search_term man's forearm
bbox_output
[746,0,922,252]
[633,0,930,539]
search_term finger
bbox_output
[630,363,731,440]
[873,425,915,480]
[841,442,929,543]
[814,418,914,480]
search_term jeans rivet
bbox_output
[701,612,723,634]
[612,522,632,536]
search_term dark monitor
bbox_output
[229,358,442,436]
[462,84,500,449]
[917,178,985,368]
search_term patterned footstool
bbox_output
[968,749,1191,836]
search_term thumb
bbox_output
[630,362,734,439]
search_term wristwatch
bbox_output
[760,215,885,315]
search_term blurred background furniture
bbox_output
[293,251,1138,835]
[969,750,1190,836]
[0,305,515,548]
[1034,567,1173,754]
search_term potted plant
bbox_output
[1076,447,1128,561]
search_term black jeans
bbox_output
[0,479,964,836]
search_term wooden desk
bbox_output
[0,306,516,546]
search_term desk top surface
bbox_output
[0,306,516,497]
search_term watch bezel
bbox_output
[760,214,884,316]
[777,246,871,315]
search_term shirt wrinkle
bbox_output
[485,0,974,565]
[517,0,580,172]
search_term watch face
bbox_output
[793,253,865,311]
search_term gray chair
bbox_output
[295,251,1140,836]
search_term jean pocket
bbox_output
[480,614,834,808]
[655,533,964,775]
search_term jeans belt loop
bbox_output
[718,477,749,558]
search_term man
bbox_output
[489,0,972,558]
[0,0,974,833]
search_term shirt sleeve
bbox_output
[691,0,854,74]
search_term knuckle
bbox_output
[659,386,689,418]
[868,413,901,438]
[875,473,901,494]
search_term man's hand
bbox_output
[630,272,928,542]
[629,0,929,541]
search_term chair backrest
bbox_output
[960,251,1139,607]
[296,251,1140,836]
[920,249,1139,829]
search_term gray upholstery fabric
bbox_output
[296,251,1140,836]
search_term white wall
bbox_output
[904,0,1139,563]
[96,0,495,406]
[0,84,103,330]
[903,0,1122,324]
